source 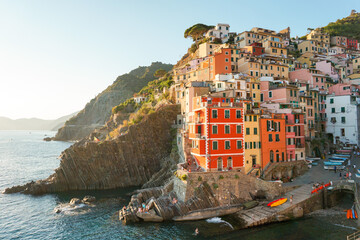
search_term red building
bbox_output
[347,39,358,50]
[189,96,247,171]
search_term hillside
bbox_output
[322,11,360,40]
[53,62,173,141]
[0,112,77,131]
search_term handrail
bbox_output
[347,230,360,240]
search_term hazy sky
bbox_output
[0,0,358,119]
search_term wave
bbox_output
[206,217,234,230]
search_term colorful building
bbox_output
[259,114,286,168]
[189,96,247,171]
[244,112,262,175]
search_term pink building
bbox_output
[328,83,360,96]
[260,79,299,106]
[289,69,327,90]
[315,60,339,82]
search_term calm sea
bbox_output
[0,131,357,240]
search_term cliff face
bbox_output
[53,62,173,141]
[4,104,180,195]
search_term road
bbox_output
[285,153,359,187]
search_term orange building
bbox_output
[189,96,247,171]
[209,48,232,80]
[259,115,286,169]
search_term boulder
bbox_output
[136,209,163,222]
[83,196,96,203]
[292,206,304,218]
[69,198,81,205]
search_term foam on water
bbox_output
[206,217,234,229]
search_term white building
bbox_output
[205,23,230,43]
[325,94,360,145]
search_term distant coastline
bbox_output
[0,112,78,131]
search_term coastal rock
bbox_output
[83,196,96,203]
[4,104,180,195]
[292,206,304,218]
[70,198,81,205]
[136,210,164,222]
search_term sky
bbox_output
[0,0,359,120]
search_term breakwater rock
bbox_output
[4,104,180,195]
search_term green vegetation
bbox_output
[235,174,240,179]
[181,174,187,181]
[154,69,167,78]
[212,183,219,189]
[226,35,234,44]
[219,175,224,180]
[212,38,222,44]
[198,176,202,181]
[322,12,360,40]
[184,23,214,44]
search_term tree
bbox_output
[226,35,234,44]
[154,69,167,78]
[184,24,214,45]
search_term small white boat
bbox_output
[357,169,360,174]
[356,173,360,178]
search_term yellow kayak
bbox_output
[270,198,287,207]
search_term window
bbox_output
[212,125,218,134]
[258,142,261,148]
[331,108,335,113]
[212,110,218,118]
[290,90,293,97]
[225,110,230,119]
[236,125,242,134]
[237,140,242,149]
[213,141,218,150]
[330,98,334,104]
[236,110,241,118]
[225,58,229,62]
[269,134,273,142]
[275,134,280,142]
[341,107,345,113]
[254,128,258,135]
[341,117,346,123]
[246,128,250,135]
[260,93,264,102]
[341,128,345,136]
[253,116,257,121]
[225,125,230,134]
[225,141,231,149]
[270,150,274,162]
[269,91,272,98]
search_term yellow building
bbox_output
[353,57,360,73]
[244,113,262,175]
[260,35,288,57]
[246,78,261,103]
[306,28,330,47]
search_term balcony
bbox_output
[296,144,305,148]
[308,125,315,130]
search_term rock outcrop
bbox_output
[53,62,173,141]
[4,104,180,195]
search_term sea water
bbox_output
[0,131,357,239]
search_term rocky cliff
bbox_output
[53,62,173,141]
[4,104,180,195]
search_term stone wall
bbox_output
[263,160,308,181]
[174,170,285,206]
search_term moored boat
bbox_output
[267,198,285,207]
[270,198,287,207]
